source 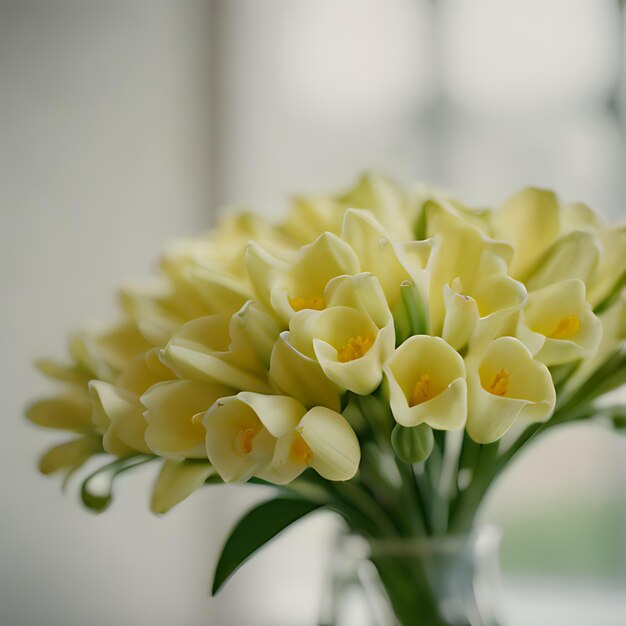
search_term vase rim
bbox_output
[339,525,501,558]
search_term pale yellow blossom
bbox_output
[89,348,176,456]
[270,407,361,482]
[282,172,411,243]
[383,335,467,430]
[466,337,556,443]
[525,230,600,292]
[203,393,306,483]
[286,273,395,395]
[246,231,360,326]
[161,302,279,394]
[516,279,602,365]
[341,209,414,308]
[422,201,514,335]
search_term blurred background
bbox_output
[1,1,625,624]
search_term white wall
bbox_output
[0,2,216,624]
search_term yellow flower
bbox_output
[560,201,605,233]
[26,381,102,477]
[466,337,556,443]
[562,292,626,398]
[89,348,175,456]
[516,279,602,365]
[422,200,514,335]
[204,393,360,484]
[587,225,626,308]
[142,379,233,459]
[286,273,395,395]
[282,172,411,244]
[121,254,250,346]
[524,230,600,292]
[383,335,467,429]
[68,321,152,382]
[269,332,342,411]
[415,186,492,235]
[282,196,345,244]
[120,278,212,346]
[164,211,294,279]
[246,231,360,326]
[339,172,412,240]
[203,393,306,483]
[341,209,415,309]
[90,381,149,456]
[161,301,279,394]
[490,188,561,280]
[270,407,361,482]
[27,318,156,476]
[441,256,526,351]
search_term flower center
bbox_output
[337,336,373,363]
[290,432,314,465]
[410,374,435,406]
[485,368,510,396]
[289,296,325,312]
[548,315,580,340]
[237,428,256,455]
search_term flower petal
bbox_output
[161,313,273,393]
[39,436,101,475]
[235,392,306,438]
[269,332,341,411]
[491,187,561,280]
[89,380,150,455]
[588,226,626,307]
[517,279,602,365]
[203,395,277,482]
[150,459,215,514]
[143,380,233,459]
[26,391,94,432]
[525,230,600,291]
[341,209,410,307]
[299,407,361,481]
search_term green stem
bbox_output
[335,480,401,537]
[394,458,428,536]
[372,556,451,626]
[411,464,433,536]
[448,442,499,534]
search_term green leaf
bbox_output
[80,455,154,512]
[212,497,322,595]
[391,423,434,463]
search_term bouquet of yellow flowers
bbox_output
[26,174,625,625]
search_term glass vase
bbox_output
[321,527,505,626]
